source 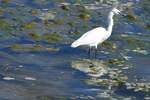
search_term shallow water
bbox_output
[0,0,150,100]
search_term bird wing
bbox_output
[75,27,107,45]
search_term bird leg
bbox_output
[88,47,91,59]
[94,48,97,59]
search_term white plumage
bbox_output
[71,8,121,50]
[71,27,107,48]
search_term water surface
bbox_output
[0,0,150,100]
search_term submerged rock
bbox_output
[131,48,148,55]
[72,59,108,77]
[72,58,130,89]
[85,67,128,88]
[126,82,150,93]
[96,91,111,98]
[37,11,56,21]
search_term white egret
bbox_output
[71,8,121,57]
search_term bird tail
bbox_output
[71,41,80,48]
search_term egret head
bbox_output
[112,8,121,15]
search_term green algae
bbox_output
[8,44,59,52]
[23,22,37,30]
[107,58,125,65]
[123,36,150,49]
[37,96,53,100]
[67,22,75,27]
[0,19,8,27]
[8,44,31,52]
[1,0,9,4]
[9,44,22,50]
[37,95,66,100]
[77,5,91,20]
[42,33,62,42]
[102,41,118,50]
[144,24,150,30]
[27,32,63,43]
[0,20,11,30]
[0,19,14,34]
[60,5,70,11]
[28,32,41,41]
[30,9,39,15]
[76,5,89,14]
[53,19,65,25]
[126,37,141,46]
[69,30,81,35]
[0,7,4,15]
[79,13,91,20]
[44,20,55,27]
[125,14,137,21]
[44,19,64,28]
[123,36,149,55]
[31,45,44,52]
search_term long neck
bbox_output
[107,12,114,35]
